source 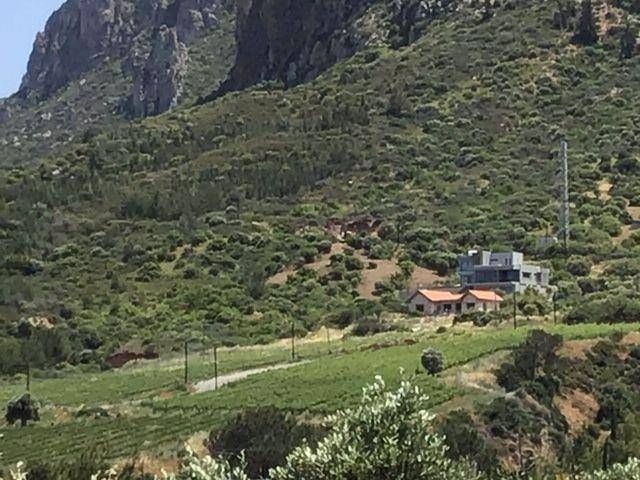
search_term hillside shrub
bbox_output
[351,317,397,336]
[496,330,562,395]
[566,256,593,276]
[21,449,143,480]
[439,410,500,475]
[481,395,545,440]
[566,294,640,324]
[455,311,495,327]
[208,408,326,479]
[591,214,622,237]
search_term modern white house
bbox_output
[458,250,550,293]
[407,288,503,317]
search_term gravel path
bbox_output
[193,360,310,393]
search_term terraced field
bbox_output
[2,322,639,468]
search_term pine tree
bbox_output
[572,0,598,46]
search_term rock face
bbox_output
[19,0,137,99]
[213,0,463,98]
[130,26,188,117]
[217,0,381,95]
[18,0,232,117]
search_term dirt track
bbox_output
[193,360,310,393]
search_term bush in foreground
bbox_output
[269,375,481,480]
[208,407,326,479]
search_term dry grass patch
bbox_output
[554,389,599,433]
[557,339,600,360]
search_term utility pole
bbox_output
[213,345,218,390]
[184,340,189,386]
[291,319,296,361]
[553,292,558,324]
[26,362,31,393]
[513,290,518,329]
[559,140,570,252]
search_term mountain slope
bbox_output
[0,0,236,166]
[0,0,640,367]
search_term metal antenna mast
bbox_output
[559,140,570,251]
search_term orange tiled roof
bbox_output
[467,290,504,302]
[416,289,464,303]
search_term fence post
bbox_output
[513,290,517,329]
[184,341,189,385]
[291,320,296,361]
[214,345,218,390]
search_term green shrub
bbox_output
[208,408,326,479]
[591,214,622,237]
[496,330,562,395]
[566,294,640,325]
[421,348,444,375]
[439,410,500,475]
[566,256,593,277]
[270,376,481,480]
[351,318,396,336]
[5,393,40,427]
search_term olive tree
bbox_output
[576,458,640,479]
[5,394,39,427]
[270,375,482,480]
[421,348,444,375]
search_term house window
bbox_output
[523,272,532,279]
[443,304,452,312]
[416,304,424,312]
[466,303,476,310]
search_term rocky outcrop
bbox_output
[18,0,232,117]
[173,0,228,43]
[390,0,458,46]
[212,0,463,98]
[130,26,188,117]
[216,0,382,95]
[19,0,137,99]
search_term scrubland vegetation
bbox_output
[1,0,640,477]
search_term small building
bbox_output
[458,250,550,294]
[407,288,503,317]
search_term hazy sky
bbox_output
[0,0,65,98]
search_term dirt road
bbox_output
[193,360,310,393]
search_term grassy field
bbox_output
[2,321,639,468]
[0,329,415,407]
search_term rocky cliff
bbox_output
[217,0,382,95]
[19,0,137,99]
[17,0,233,116]
[214,0,461,97]
[129,25,188,118]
